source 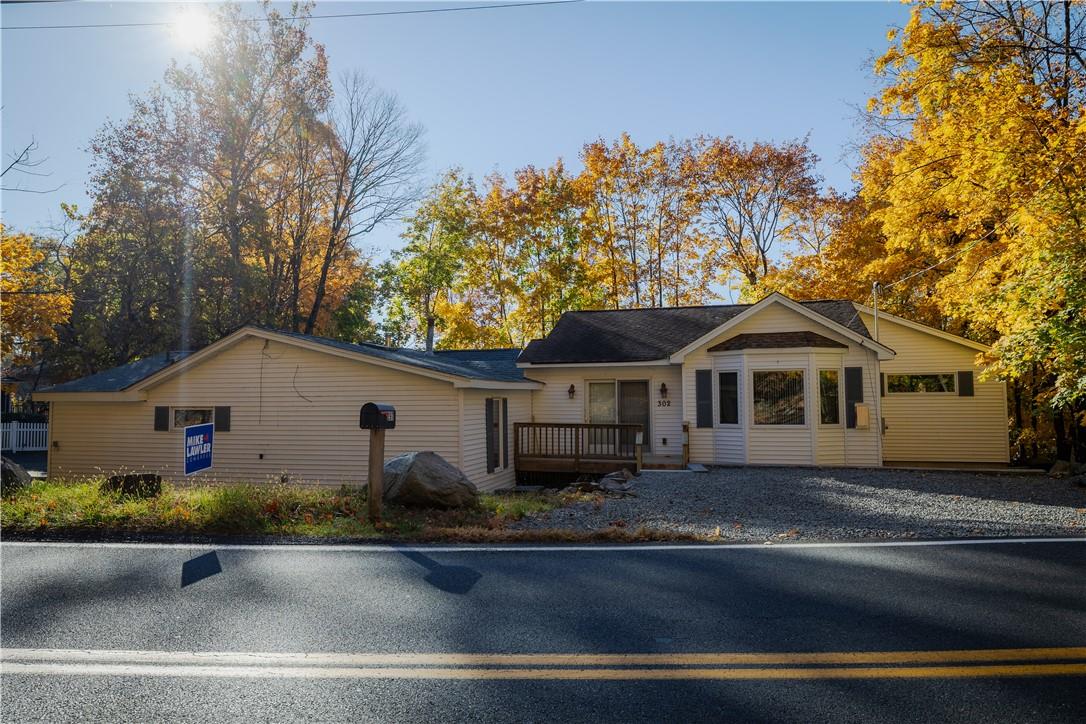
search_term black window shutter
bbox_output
[718,372,738,424]
[485,398,496,474]
[957,371,975,397]
[154,406,169,431]
[845,367,864,429]
[695,370,712,428]
[880,373,885,397]
[215,406,231,432]
[501,398,509,469]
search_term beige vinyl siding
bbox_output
[860,312,1009,463]
[459,389,531,491]
[48,336,463,484]
[527,365,683,455]
[841,346,882,467]
[683,300,883,467]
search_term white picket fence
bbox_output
[1,422,49,452]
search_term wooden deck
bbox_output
[514,422,644,476]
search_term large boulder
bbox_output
[1,457,32,494]
[383,452,478,509]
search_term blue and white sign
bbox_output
[184,423,214,476]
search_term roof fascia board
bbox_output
[853,304,990,352]
[516,359,672,369]
[33,390,147,402]
[453,379,543,390]
[670,293,896,362]
[734,347,848,355]
[137,327,472,392]
[245,329,466,384]
[130,328,254,392]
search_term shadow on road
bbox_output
[181,551,223,588]
[397,549,481,594]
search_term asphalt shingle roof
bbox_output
[267,330,528,383]
[45,302,867,392]
[43,331,529,394]
[42,351,194,393]
[516,300,868,364]
[707,331,848,352]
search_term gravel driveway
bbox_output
[510,467,1086,541]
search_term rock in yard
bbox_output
[1049,460,1074,477]
[563,470,638,497]
[1,457,32,494]
[102,473,162,498]
[383,451,478,509]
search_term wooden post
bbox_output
[682,421,690,467]
[368,428,385,521]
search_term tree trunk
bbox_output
[1053,407,1071,462]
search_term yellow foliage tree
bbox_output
[0,226,72,365]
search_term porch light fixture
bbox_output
[568,384,576,399]
[659,382,668,399]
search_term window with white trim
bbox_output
[173,408,212,429]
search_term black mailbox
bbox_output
[359,402,396,430]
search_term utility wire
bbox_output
[838,145,1084,333]
[1,0,583,30]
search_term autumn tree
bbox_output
[578,134,711,309]
[49,2,421,379]
[0,226,72,365]
[694,136,820,292]
[761,0,1085,461]
[390,170,473,351]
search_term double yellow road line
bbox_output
[3,647,1086,680]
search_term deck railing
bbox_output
[513,422,643,475]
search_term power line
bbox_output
[881,148,1084,291]
[836,146,1085,333]
[1,0,583,31]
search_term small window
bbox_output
[818,370,840,425]
[886,374,955,394]
[752,370,805,425]
[718,371,738,424]
[173,408,213,429]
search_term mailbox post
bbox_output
[359,403,396,521]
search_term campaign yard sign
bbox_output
[184,423,214,476]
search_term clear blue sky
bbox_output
[1,1,908,258]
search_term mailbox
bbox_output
[359,402,396,430]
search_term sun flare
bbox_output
[171,8,216,50]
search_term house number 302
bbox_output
[657,399,671,407]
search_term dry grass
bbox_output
[0,478,658,542]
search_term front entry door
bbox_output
[618,380,650,452]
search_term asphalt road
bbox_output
[1,538,1084,723]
